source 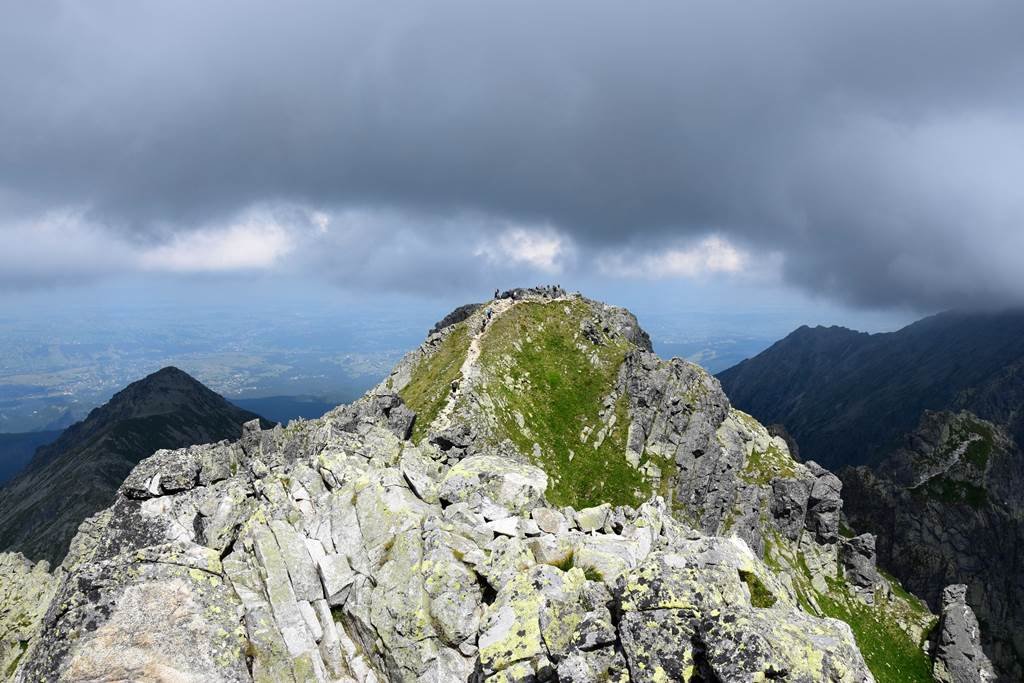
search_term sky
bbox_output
[2,1,1024,336]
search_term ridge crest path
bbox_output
[430,297,516,433]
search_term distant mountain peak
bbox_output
[104,365,222,406]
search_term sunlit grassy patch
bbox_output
[476,300,648,508]
[399,322,471,441]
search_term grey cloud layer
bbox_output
[2,1,1023,308]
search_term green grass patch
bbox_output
[476,300,647,508]
[766,535,935,683]
[785,551,934,683]
[739,570,777,608]
[815,585,934,683]
[740,443,797,486]
[543,550,605,582]
[399,322,472,442]
[548,552,576,572]
[914,476,989,509]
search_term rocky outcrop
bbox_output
[718,308,1024,680]
[806,462,844,544]
[0,554,54,676]
[933,585,997,683]
[10,410,874,682]
[839,534,884,601]
[0,366,269,567]
[430,303,482,336]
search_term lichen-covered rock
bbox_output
[574,503,610,532]
[0,554,54,677]
[7,405,878,682]
[614,548,872,683]
[617,547,870,682]
[438,454,547,519]
[22,542,249,682]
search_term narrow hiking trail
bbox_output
[430,297,517,433]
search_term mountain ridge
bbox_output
[0,290,991,682]
[718,308,1024,469]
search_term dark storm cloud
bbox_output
[1,1,1023,308]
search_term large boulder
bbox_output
[840,533,883,593]
[438,454,548,519]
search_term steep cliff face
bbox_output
[0,290,954,682]
[0,366,269,567]
[843,411,1019,680]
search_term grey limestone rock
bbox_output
[806,460,844,544]
[438,454,548,519]
[7,407,878,682]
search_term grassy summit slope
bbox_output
[398,322,471,442]
[474,299,647,508]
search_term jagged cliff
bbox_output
[0,290,985,681]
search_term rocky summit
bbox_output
[0,289,987,681]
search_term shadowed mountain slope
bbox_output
[0,431,61,486]
[718,309,1024,679]
[717,309,1024,470]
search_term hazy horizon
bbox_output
[3,1,1022,430]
